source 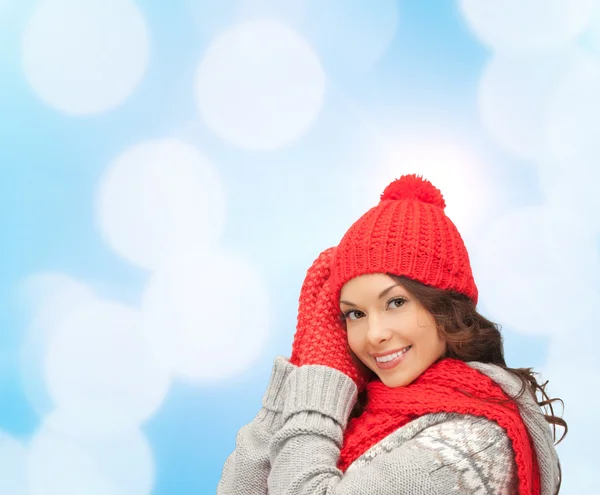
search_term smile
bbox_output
[373,346,412,370]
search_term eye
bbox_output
[387,297,406,309]
[341,309,365,321]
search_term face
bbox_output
[340,273,446,388]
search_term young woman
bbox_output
[217,174,566,495]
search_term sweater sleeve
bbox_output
[217,356,295,495]
[268,365,517,495]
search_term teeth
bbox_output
[375,346,411,363]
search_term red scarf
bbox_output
[338,359,541,495]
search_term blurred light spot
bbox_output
[183,0,240,37]
[22,0,149,115]
[459,0,596,57]
[375,141,496,236]
[97,139,225,271]
[542,332,600,492]
[544,334,600,425]
[304,0,399,73]
[473,205,600,336]
[236,0,308,22]
[538,145,600,233]
[0,432,28,495]
[29,426,153,495]
[0,0,12,15]
[478,47,591,161]
[19,273,96,418]
[43,299,170,438]
[545,54,600,159]
[141,251,270,381]
[19,273,96,322]
[195,19,325,150]
[583,7,600,56]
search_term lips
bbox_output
[372,345,412,370]
[372,345,411,360]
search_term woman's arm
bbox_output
[217,356,295,495]
[268,364,516,495]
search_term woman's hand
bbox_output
[290,247,368,391]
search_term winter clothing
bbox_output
[290,247,367,390]
[218,357,559,495]
[338,358,542,494]
[217,174,560,494]
[330,174,478,303]
[216,357,294,495]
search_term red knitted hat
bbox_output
[330,174,478,303]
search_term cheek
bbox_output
[407,322,444,355]
[426,329,446,358]
[346,328,363,355]
[412,312,441,347]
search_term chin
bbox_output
[378,373,413,388]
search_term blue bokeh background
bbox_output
[1,1,599,493]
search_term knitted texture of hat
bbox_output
[338,359,541,495]
[331,174,478,303]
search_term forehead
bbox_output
[340,273,400,298]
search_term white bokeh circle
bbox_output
[19,272,96,320]
[542,332,600,492]
[19,273,96,418]
[97,139,226,271]
[43,298,170,438]
[473,205,600,336]
[29,426,154,495]
[0,432,28,495]
[22,0,150,115]
[236,0,309,23]
[306,0,399,72]
[544,54,600,160]
[373,142,495,236]
[537,147,600,233]
[195,19,326,150]
[543,333,600,426]
[478,47,592,162]
[141,251,270,381]
[584,7,600,57]
[184,0,237,36]
[459,0,596,57]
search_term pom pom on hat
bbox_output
[332,173,478,303]
[380,174,446,210]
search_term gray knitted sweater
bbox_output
[217,358,560,494]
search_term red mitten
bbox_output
[290,248,368,391]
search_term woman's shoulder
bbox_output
[349,412,517,492]
[351,412,512,467]
[404,413,514,462]
[466,361,560,495]
[465,361,526,398]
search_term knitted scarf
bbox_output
[338,359,541,495]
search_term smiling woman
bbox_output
[340,274,444,388]
[217,174,567,495]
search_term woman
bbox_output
[218,174,566,494]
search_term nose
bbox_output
[366,315,393,347]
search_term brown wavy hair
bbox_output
[349,274,567,492]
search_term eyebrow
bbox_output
[340,283,400,307]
